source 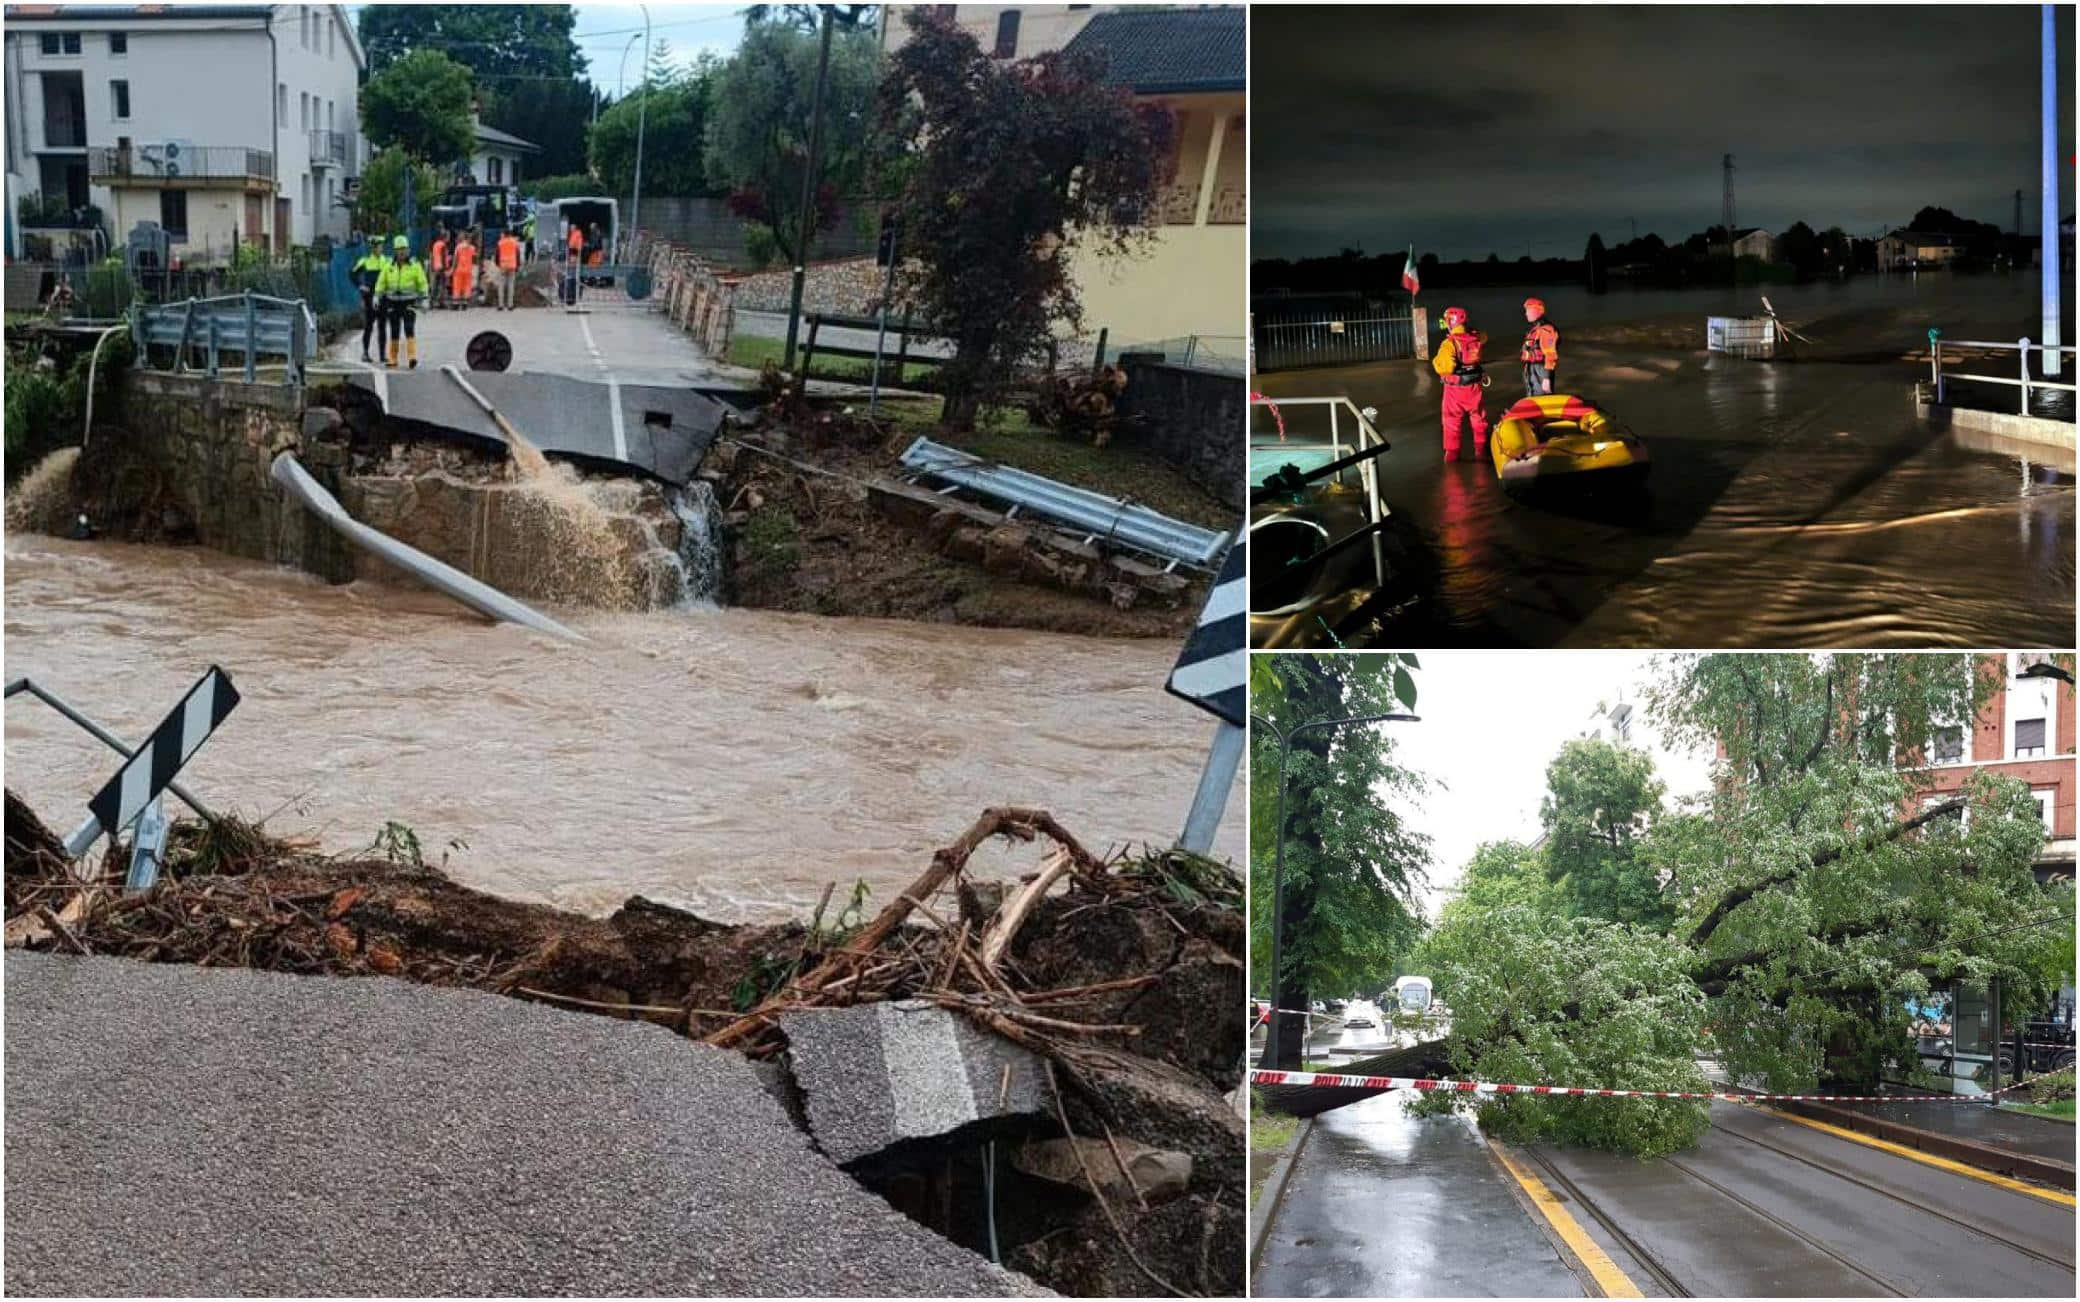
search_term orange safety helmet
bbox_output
[1442,306,1468,328]
[1523,297,1546,317]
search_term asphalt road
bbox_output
[4,953,1042,1297]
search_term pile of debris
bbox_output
[4,790,1243,1297]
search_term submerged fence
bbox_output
[1252,294,1415,370]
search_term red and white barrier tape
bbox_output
[1248,1068,2042,1103]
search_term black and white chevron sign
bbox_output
[66,667,239,858]
[1166,540,1245,727]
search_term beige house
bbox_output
[880,5,1245,367]
[1730,227,1778,262]
[1877,229,1963,270]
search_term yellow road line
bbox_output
[1489,1139,1645,1299]
[1764,1107,2076,1207]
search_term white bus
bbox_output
[1392,975,1434,1015]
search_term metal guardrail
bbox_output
[130,290,316,384]
[898,436,1229,570]
[1928,334,2078,415]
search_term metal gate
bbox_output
[1253,298,1413,370]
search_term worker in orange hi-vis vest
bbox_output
[566,222,585,262]
[428,231,450,308]
[494,229,522,311]
[1430,306,1490,462]
[450,233,478,308]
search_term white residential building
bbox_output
[468,121,539,189]
[4,4,364,260]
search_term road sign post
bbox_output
[62,666,239,862]
[1167,540,1246,853]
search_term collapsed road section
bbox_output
[2,792,1245,1297]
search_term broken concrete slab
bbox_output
[3,953,1045,1297]
[781,999,1050,1166]
[338,369,735,485]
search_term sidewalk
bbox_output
[1773,1094,2076,1189]
[1251,1090,1585,1297]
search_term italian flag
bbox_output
[1402,243,1421,296]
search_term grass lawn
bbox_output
[724,333,940,387]
[2002,1099,2075,1120]
[1250,1090,1304,1206]
[871,396,1233,531]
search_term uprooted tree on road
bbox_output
[1407,653,2068,1156]
[1250,653,1430,1070]
[878,10,1174,429]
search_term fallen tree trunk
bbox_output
[1253,1037,1457,1118]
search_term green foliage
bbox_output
[877,11,1173,428]
[370,820,425,868]
[3,335,129,482]
[2028,1066,2075,1104]
[591,73,718,199]
[704,22,881,263]
[737,506,801,584]
[361,49,477,164]
[1649,653,2058,1092]
[523,173,602,204]
[359,4,586,78]
[1542,739,1677,931]
[1250,654,1430,1032]
[1414,903,1712,1157]
[354,147,443,235]
[482,78,596,178]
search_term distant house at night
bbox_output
[1730,227,1777,262]
[1877,228,1963,270]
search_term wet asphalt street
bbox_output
[1255,1085,2075,1298]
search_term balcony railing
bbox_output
[1157,182,1201,227]
[42,118,86,149]
[1208,184,1245,225]
[88,145,275,186]
[308,129,350,170]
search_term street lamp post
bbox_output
[1251,709,1419,1071]
[630,3,650,256]
[782,6,836,372]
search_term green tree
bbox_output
[1250,654,1429,1068]
[354,145,443,235]
[1405,653,2065,1155]
[591,72,718,199]
[361,49,477,166]
[482,79,596,179]
[358,4,586,78]
[744,4,879,31]
[878,10,1174,428]
[704,20,880,270]
[1541,739,1675,931]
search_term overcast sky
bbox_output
[1252,4,2077,262]
[1374,651,1713,920]
[567,3,749,91]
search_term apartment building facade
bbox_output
[5,4,363,260]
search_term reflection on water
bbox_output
[1255,275,2075,647]
[2,536,1241,921]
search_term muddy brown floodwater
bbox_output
[3,536,1242,922]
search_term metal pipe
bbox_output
[5,677,214,819]
[783,7,836,371]
[2043,3,2063,377]
[78,321,128,450]
[1177,720,1244,855]
[1253,709,1420,1069]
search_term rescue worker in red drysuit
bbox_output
[1430,305,1489,461]
[1521,297,1560,396]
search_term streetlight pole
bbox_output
[630,3,650,257]
[1251,709,1419,1071]
[783,6,836,372]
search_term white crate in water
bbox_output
[1707,315,1777,359]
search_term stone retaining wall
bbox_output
[1113,357,1247,512]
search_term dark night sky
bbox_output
[1251,4,2077,262]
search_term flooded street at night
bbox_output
[1254,275,2075,647]
[2,535,1242,922]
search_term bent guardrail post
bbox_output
[269,452,586,644]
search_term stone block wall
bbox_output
[1112,357,1246,513]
